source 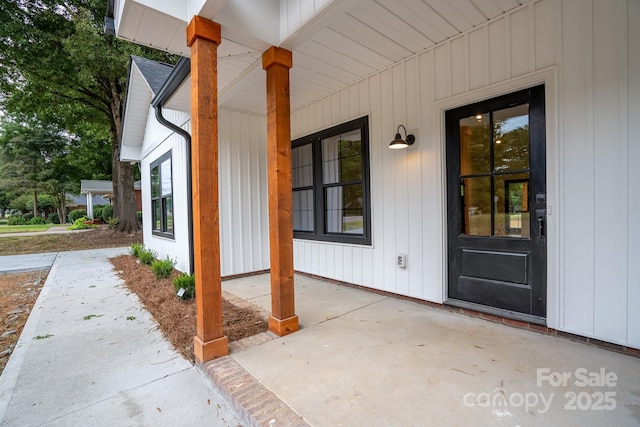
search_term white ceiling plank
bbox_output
[492,0,521,12]
[296,40,376,77]
[449,0,489,26]
[293,51,361,84]
[370,0,457,46]
[328,13,415,62]
[469,0,502,18]
[424,0,472,31]
[310,28,393,70]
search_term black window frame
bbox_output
[291,116,372,245]
[150,151,174,239]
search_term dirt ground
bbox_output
[110,255,268,362]
[0,271,47,373]
[0,225,267,371]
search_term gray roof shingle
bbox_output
[131,56,174,96]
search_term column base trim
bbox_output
[194,335,229,363]
[269,315,299,336]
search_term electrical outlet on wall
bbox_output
[397,254,407,268]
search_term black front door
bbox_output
[446,85,546,320]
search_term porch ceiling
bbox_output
[116,0,529,115]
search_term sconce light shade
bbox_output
[389,125,415,149]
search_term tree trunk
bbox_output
[109,78,139,234]
[32,190,38,218]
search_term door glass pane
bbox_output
[494,173,530,238]
[494,104,529,172]
[459,113,490,175]
[292,144,313,188]
[325,184,363,235]
[293,189,314,232]
[461,176,491,236]
[322,130,362,184]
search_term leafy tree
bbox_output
[0,0,176,232]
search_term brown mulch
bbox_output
[0,271,47,374]
[110,254,268,362]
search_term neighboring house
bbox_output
[66,193,108,215]
[111,0,639,361]
[79,179,142,219]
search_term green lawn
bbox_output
[0,224,52,234]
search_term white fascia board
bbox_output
[214,0,279,50]
[121,62,153,159]
[120,144,142,162]
[188,0,226,20]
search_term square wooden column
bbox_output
[186,16,228,363]
[262,47,299,336]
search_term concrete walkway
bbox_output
[0,248,243,426]
[216,273,640,427]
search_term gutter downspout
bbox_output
[154,105,194,275]
[151,57,193,274]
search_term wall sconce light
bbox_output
[389,125,415,150]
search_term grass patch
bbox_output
[83,314,103,320]
[126,316,136,321]
[0,224,51,234]
[0,226,142,256]
[33,334,53,340]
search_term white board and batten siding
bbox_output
[290,0,640,349]
[141,107,270,277]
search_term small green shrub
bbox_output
[28,216,46,225]
[101,205,114,223]
[68,209,86,223]
[107,217,119,229]
[22,212,34,222]
[128,243,144,258]
[173,273,195,299]
[136,211,143,223]
[7,215,25,225]
[151,257,176,279]
[93,206,104,221]
[138,248,157,266]
[67,216,97,230]
[48,213,60,224]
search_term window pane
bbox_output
[152,199,161,231]
[292,144,313,188]
[151,166,160,198]
[494,173,530,238]
[322,129,362,184]
[494,104,529,172]
[461,176,491,236]
[325,184,363,235]
[164,196,173,233]
[459,114,490,175]
[293,189,314,232]
[161,158,172,196]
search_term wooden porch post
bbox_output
[262,47,299,336]
[186,16,228,363]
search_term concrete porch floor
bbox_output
[219,273,640,426]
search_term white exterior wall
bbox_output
[140,106,270,277]
[290,0,640,349]
[140,107,192,273]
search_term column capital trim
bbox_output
[187,16,221,47]
[262,46,292,70]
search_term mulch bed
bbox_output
[110,254,268,362]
